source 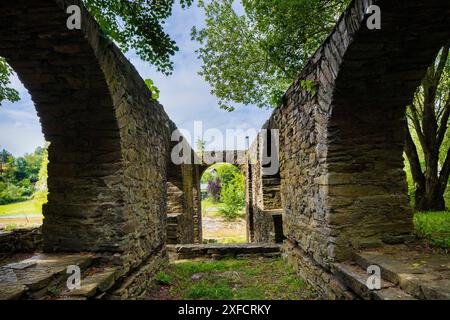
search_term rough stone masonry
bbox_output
[0,0,449,300]
[248,0,450,298]
[0,0,177,284]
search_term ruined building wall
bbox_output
[251,0,450,298]
[247,134,283,244]
[166,130,200,244]
[0,0,175,274]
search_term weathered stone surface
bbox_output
[0,228,42,253]
[65,267,118,298]
[354,245,450,300]
[168,243,281,260]
[333,262,395,300]
[0,267,27,300]
[0,1,171,274]
[247,0,450,299]
[0,253,93,300]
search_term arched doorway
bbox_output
[0,75,46,231]
[200,163,247,243]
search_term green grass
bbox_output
[0,200,42,216]
[148,258,317,300]
[201,199,225,218]
[414,211,450,249]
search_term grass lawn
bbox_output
[414,211,450,249]
[201,199,225,218]
[149,257,317,300]
[0,200,42,216]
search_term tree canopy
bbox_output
[192,0,349,111]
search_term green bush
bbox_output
[414,211,450,249]
[219,172,245,220]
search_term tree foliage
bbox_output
[0,146,46,205]
[33,146,49,206]
[0,0,193,105]
[192,0,349,110]
[84,0,193,75]
[0,57,19,106]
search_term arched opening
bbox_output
[0,1,173,260]
[200,163,247,244]
[0,73,46,232]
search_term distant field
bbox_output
[0,201,42,216]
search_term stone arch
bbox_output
[246,126,285,244]
[0,0,173,268]
[199,161,247,243]
[256,0,450,297]
[323,0,450,261]
[165,133,200,244]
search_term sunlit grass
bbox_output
[0,200,42,216]
[414,211,450,249]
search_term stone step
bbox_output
[0,253,94,300]
[168,243,281,260]
[353,248,450,300]
[61,267,119,299]
[333,262,415,300]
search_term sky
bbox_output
[0,3,272,157]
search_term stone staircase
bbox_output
[166,182,185,244]
[333,245,450,300]
[167,213,182,244]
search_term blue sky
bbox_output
[0,3,272,156]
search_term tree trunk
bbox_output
[414,179,446,211]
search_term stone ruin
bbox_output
[0,0,449,299]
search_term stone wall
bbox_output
[0,228,42,254]
[251,0,450,296]
[166,157,200,244]
[0,0,176,275]
[246,134,284,243]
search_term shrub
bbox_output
[219,172,245,220]
[207,177,221,202]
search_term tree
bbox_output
[0,146,47,204]
[34,146,49,206]
[405,44,450,211]
[0,148,12,175]
[207,177,221,202]
[215,163,240,186]
[219,171,245,220]
[192,0,349,111]
[0,57,19,106]
[0,0,193,105]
